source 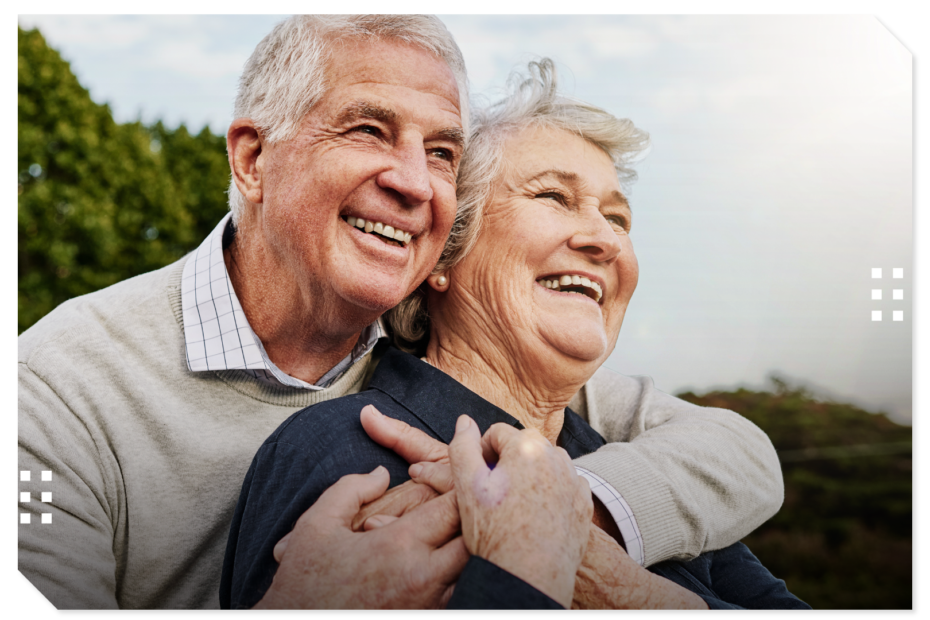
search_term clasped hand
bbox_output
[259,405,592,608]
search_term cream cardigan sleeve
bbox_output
[569,366,783,567]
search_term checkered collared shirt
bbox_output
[180,214,386,390]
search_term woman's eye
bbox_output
[537,192,565,203]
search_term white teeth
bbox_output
[346,216,413,246]
[538,274,603,303]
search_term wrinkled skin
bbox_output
[257,467,467,609]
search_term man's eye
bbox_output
[354,125,380,136]
[605,215,629,229]
[429,148,453,161]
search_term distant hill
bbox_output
[678,377,912,609]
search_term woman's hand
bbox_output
[449,415,593,608]
[572,525,709,609]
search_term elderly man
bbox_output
[19,15,782,609]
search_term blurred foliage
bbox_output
[18,27,230,333]
[678,377,912,609]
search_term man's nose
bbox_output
[568,208,623,263]
[377,140,434,206]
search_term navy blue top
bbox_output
[220,346,809,610]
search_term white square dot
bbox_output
[872,311,882,321]
[20,492,30,503]
[41,492,52,503]
[41,513,52,524]
[871,268,882,279]
[41,471,52,482]
[893,289,903,300]
[20,514,30,525]
[871,289,882,300]
[20,471,30,482]
[893,268,904,279]
[893,310,903,321]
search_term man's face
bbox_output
[256,39,464,319]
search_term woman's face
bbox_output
[442,125,639,367]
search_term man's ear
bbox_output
[227,118,265,205]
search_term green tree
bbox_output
[18,27,230,333]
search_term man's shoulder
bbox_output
[19,256,188,367]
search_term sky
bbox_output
[16,13,916,424]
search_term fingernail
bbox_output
[371,465,387,476]
[455,416,471,434]
[409,463,424,478]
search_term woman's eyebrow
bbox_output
[524,169,580,186]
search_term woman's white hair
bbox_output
[227,14,469,224]
[387,58,650,354]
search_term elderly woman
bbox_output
[220,60,808,610]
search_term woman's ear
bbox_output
[427,273,450,292]
[227,118,265,205]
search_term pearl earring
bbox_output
[437,275,448,287]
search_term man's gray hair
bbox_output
[388,58,650,353]
[228,14,469,223]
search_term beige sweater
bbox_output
[18,257,782,609]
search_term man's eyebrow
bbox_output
[525,169,630,209]
[434,127,465,151]
[334,101,398,126]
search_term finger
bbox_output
[362,514,400,530]
[429,535,469,589]
[449,415,489,496]
[272,531,292,563]
[360,404,449,464]
[394,490,462,548]
[304,466,390,527]
[478,422,531,462]
[409,461,455,494]
[350,479,437,531]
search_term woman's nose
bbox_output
[376,140,434,206]
[567,209,623,263]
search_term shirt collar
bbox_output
[368,347,605,456]
[180,214,386,390]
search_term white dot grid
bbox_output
[871,268,906,323]
[19,471,54,525]
[575,466,645,566]
[181,216,266,373]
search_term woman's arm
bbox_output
[572,367,783,566]
[572,525,708,609]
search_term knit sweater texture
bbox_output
[18,255,782,609]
